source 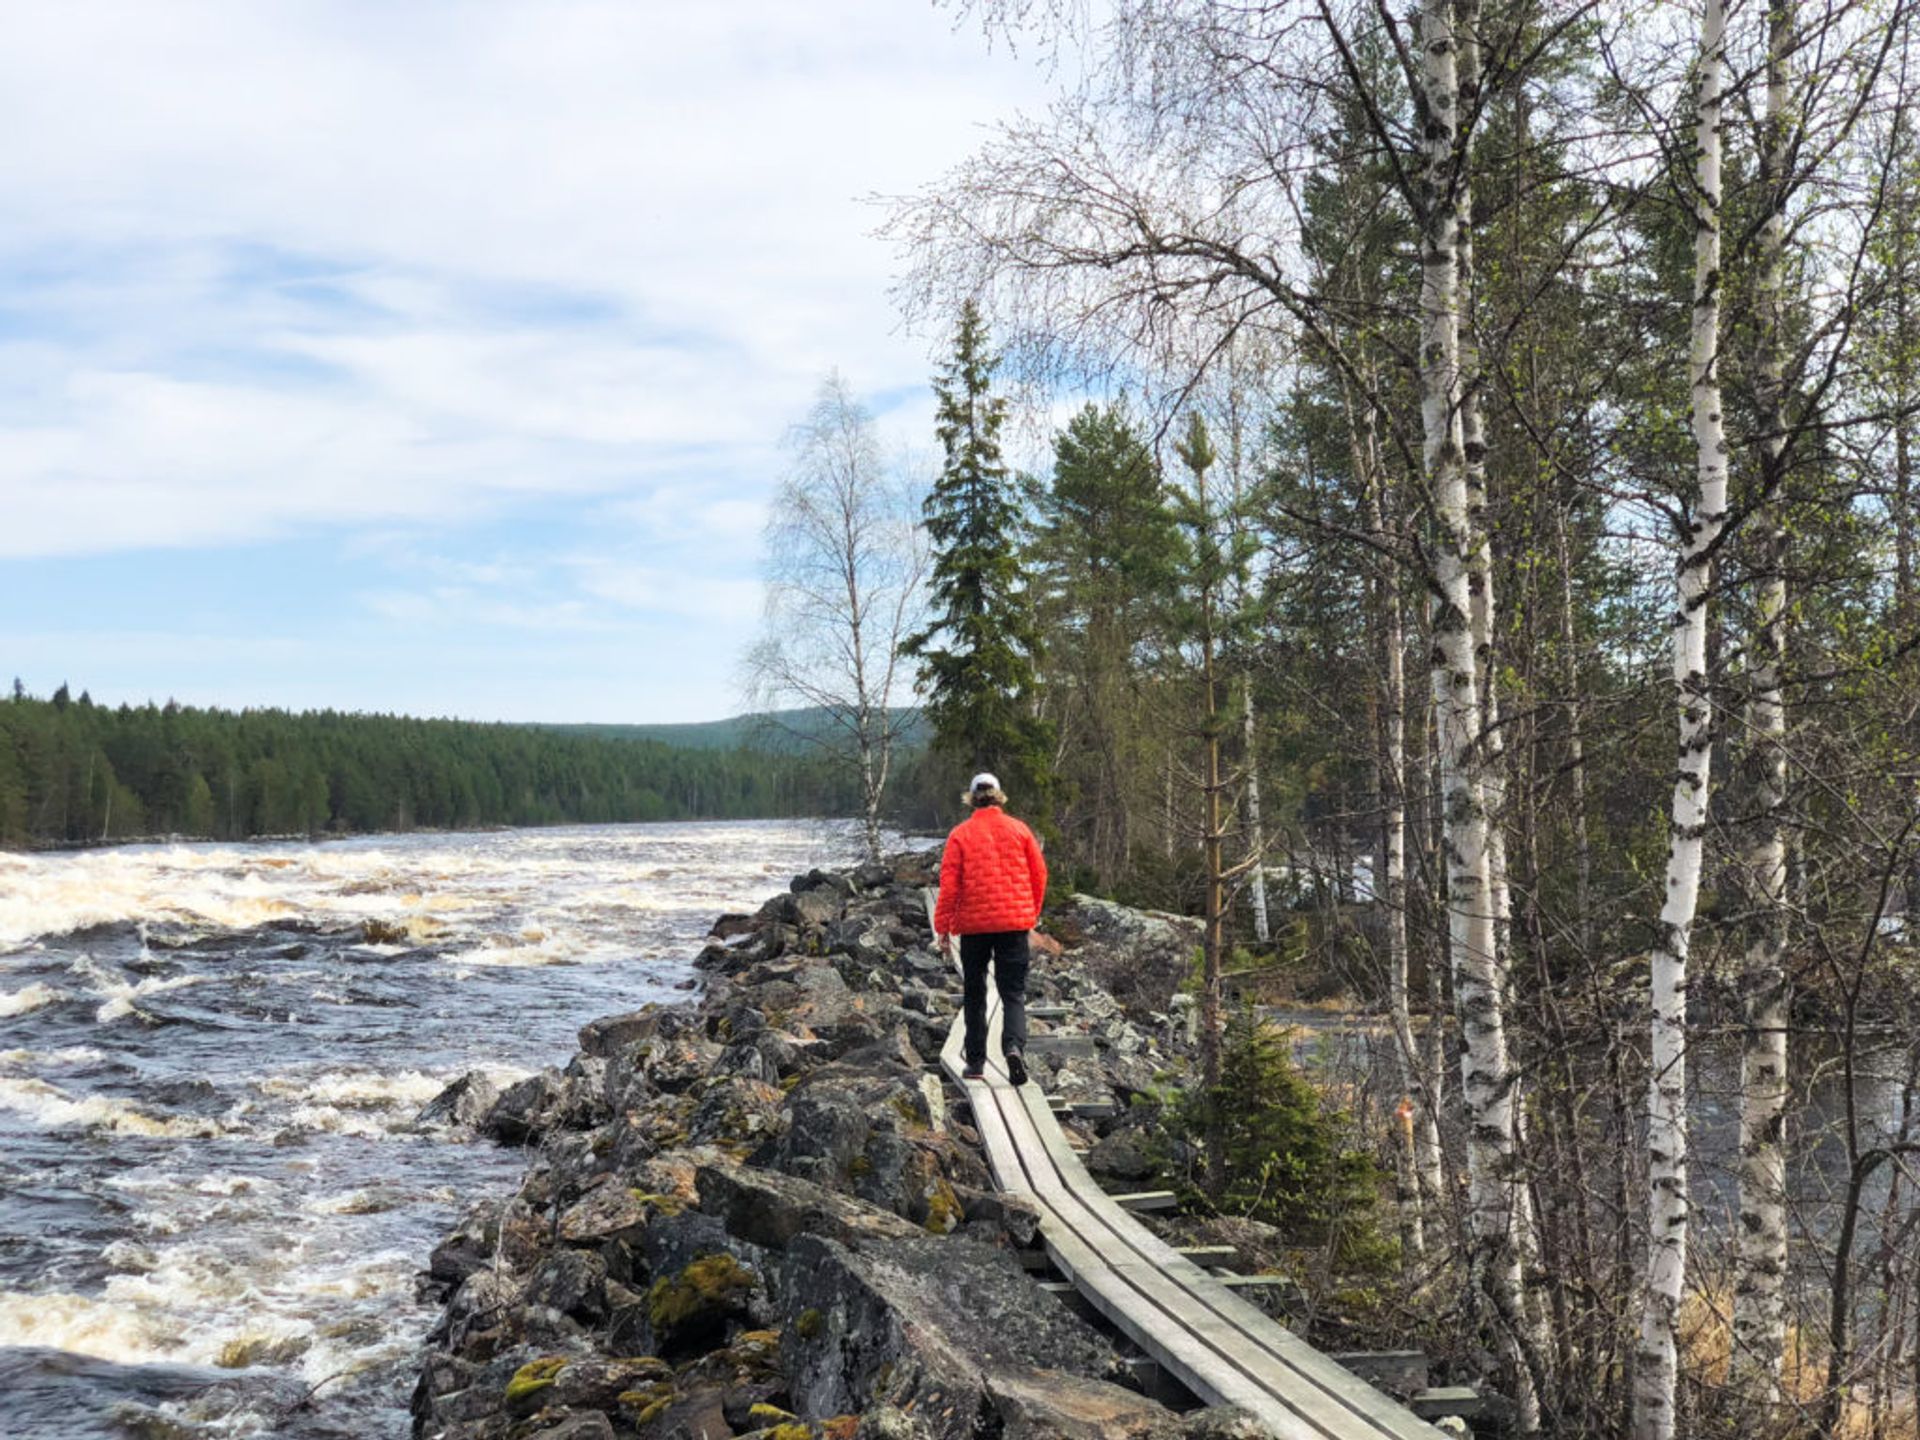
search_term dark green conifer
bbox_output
[905,301,1053,804]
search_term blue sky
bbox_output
[0,2,1050,722]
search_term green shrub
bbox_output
[1174,1007,1389,1265]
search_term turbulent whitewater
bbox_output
[0,820,873,1440]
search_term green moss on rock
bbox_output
[626,1188,685,1217]
[617,1379,677,1426]
[504,1355,568,1406]
[794,1307,824,1340]
[647,1252,757,1345]
[923,1177,963,1234]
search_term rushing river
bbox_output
[0,820,873,1440]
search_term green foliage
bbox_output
[906,302,1054,805]
[1173,1008,1389,1265]
[0,689,862,848]
[1027,402,1190,885]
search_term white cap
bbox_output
[970,772,1001,793]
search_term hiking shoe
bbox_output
[1005,1051,1029,1087]
[962,1063,986,1081]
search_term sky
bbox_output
[0,1,1054,723]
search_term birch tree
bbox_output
[747,373,928,862]
[1355,377,1441,1259]
[1730,0,1794,1396]
[1415,0,1538,1420]
[1635,3,1729,1432]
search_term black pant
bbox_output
[960,930,1030,1067]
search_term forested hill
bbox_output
[546,707,929,753]
[0,688,863,848]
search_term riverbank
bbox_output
[408,850,1280,1440]
[0,821,881,1440]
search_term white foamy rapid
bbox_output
[0,819,875,1440]
[0,980,62,1016]
[0,1076,220,1138]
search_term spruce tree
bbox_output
[1031,402,1187,883]
[906,301,1051,803]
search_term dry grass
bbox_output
[1678,1287,1918,1438]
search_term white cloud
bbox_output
[0,1,1053,558]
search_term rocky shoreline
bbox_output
[405,847,1281,1440]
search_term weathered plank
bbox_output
[1177,1244,1242,1265]
[923,889,1445,1440]
[1110,1189,1180,1212]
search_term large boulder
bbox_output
[1087,1127,1157,1182]
[645,1251,761,1356]
[555,1177,679,1280]
[694,1159,924,1252]
[760,887,844,929]
[576,1008,662,1059]
[483,1072,568,1145]
[688,1076,787,1147]
[639,1033,725,1093]
[1049,895,1202,1017]
[419,1071,502,1129]
[776,1231,1119,1435]
[523,1249,608,1324]
[986,1368,1190,1440]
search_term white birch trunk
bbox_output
[1354,388,1444,1230]
[1419,0,1534,1422]
[1635,4,1728,1433]
[1242,677,1272,943]
[1732,0,1792,1395]
[1454,0,1511,989]
[1453,4,1543,1359]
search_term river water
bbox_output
[0,820,871,1440]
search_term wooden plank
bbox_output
[1110,1191,1178,1216]
[1002,1100,1396,1440]
[1409,1388,1483,1421]
[1177,1245,1241,1265]
[1008,1043,1446,1440]
[1330,1353,1430,1396]
[929,887,1444,1440]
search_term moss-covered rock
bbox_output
[922,1176,963,1234]
[616,1378,678,1426]
[503,1354,568,1411]
[645,1252,757,1353]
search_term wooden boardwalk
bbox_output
[933,901,1447,1440]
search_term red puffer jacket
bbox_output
[933,805,1048,936]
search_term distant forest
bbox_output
[545,707,929,754]
[0,684,866,848]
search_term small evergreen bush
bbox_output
[1171,1007,1390,1267]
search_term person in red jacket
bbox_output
[934,772,1048,1085]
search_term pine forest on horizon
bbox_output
[0,686,865,847]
